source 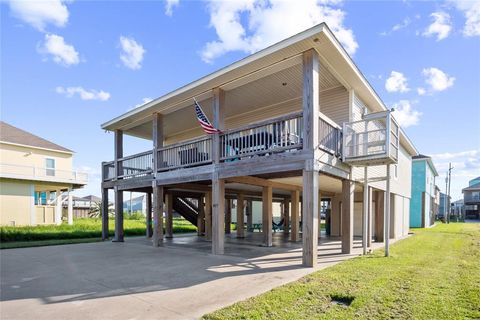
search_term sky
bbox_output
[1,0,479,201]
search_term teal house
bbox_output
[410,155,439,227]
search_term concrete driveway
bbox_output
[0,234,390,320]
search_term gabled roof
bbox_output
[101,23,418,156]
[0,121,73,153]
[412,154,439,176]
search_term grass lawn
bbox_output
[0,217,197,248]
[204,223,480,320]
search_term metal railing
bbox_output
[220,112,303,161]
[0,163,88,184]
[157,136,212,171]
[342,110,399,164]
[318,113,342,157]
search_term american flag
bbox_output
[194,99,222,134]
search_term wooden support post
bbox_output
[67,188,73,225]
[205,191,212,240]
[318,192,322,239]
[262,186,273,247]
[212,175,225,254]
[153,113,164,172]
[152,185,164,247]
[114,129,123,180]
[166,193,173,238]
[291,190,300,242]
[225,199,231,234]
[302,170,319,267]
[113,186,124,242]
[385,164,391,257]
[375,191,385,242]
[283,198,290,235]
[146,192,153,238]
[212,88,225,164]
[362,166,368,255]
[246,200,253,232]
[367,187,373,247]
[197,196,205,236]
[101,187,109,240]
[341,179,354,254]
[236,194,245,238]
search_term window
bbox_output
[46,158,55,176]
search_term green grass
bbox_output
[204,223,480,320]
[0,217,197,247]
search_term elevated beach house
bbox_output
[410,154,439,227]
[0,122,87,226]
[100,24,417,266]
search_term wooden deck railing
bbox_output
[318,113,342,157]
[102,111,349,181]
[220,112,303,161]
[157,136,212,171]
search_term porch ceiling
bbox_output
[125,60,342,142]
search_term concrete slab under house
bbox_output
[100,23,418,267]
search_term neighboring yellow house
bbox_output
[0,121,87,226]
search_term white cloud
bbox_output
[129,97,154,110]
[431,149,480,199]
[39,33,79,66]
[391,100,422,128]
[422,67,455,92]
[7,0,69,32]
[119,36,145,70]
[449,0,480,37]
[381,17,411,35]
[56,86,111,101]
[422,12,452,41]
[165,0,180,16]
[385,71,410,93]
[417,87,426,95]
[201,0,358,63]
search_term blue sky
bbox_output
[1,0,479,200]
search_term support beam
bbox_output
[113,186,124,242]
[114,130,123,180]
[225,199,231,234]
[341,179,354,254]
[212,175,225,254]
[152,185,164,247]
[385,164,391,257]
[283,198,290,235]
[375,191,385,242]
[246,200,253,232]
[197,196,205,236]
[262,186,273,247]
[55,189,62,225]
[67,188,73,225]
[302,170,319,267]
[101,188,109,240]
[146,192,153,238]
[318,192,322,239]
[291,190,300,242]
[236,194,245,238]
[205,191,212,240]
[153,113,164,173]
[166,193,173,238]
[362,166,368,255]
[212,88,225,164]
[225,176,302,192]
[367,186,373,248]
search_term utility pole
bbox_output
[445,174,448,223]
[447,163,453,223]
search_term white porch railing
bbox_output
[342,111,399,165]
[0,163,88,184]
